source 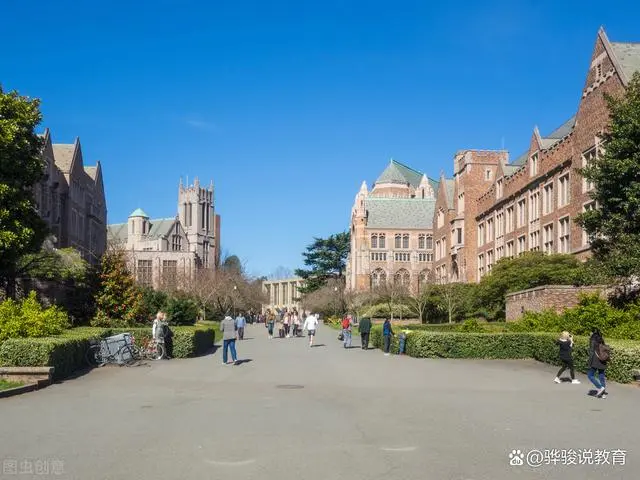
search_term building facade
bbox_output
[261,277,304,313]
[107,178,220,289]
[347,160,437,293]
[35,129,107,263]
[346,28,640,290]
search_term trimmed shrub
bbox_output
[369,326,640,383]
[0,292,70,342]
[0,326,215,380]
[164,295,199,326]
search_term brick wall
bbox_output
[505,285,606,321]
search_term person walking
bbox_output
[292,312,301,337]
[554,331,580,384]
[235,312,246,340]
[266,311,275,339]
[341,315,352,348]
[587,328,610,398]
[358,316,372,350]
[382,318,394,356]
[220,315,238,365]
[303,312,319,347]
[284,313,291,338]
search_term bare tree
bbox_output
[371,281,409,321]
[407,270,436,323]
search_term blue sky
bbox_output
[3,0,639,277]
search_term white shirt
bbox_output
[304,316,318,331]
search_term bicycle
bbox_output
[131,336,165,361]
[86,338,138,367]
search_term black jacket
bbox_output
[358,318,372,334]
[556,338,573,362]
[588,336,608,370]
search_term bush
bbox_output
[0,292,70,342]
[369,327,640,383]
[139,288,168,321]
[165,294,199,326]
[0,326,215,380]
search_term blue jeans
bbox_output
[343,329,352,348]
[223,339,237,363]
[587,368,606,389]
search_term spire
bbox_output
[359,180,368,194]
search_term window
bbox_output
[530,153,538,176]
[172,234,182,251]
[558,216,570,253]
[435,240,441,261]
[496,178,504,199]
[582,148,597,192]
[583,202,597,246]
[487,218,494,243]
[394,252,410,262]
[203,241,210,267]
[402,234,409,249]
[543,223,554,253]
[418,234,425,249]
[379,234,386,249]
[371,252,387,261]
[457,193,465,214]
[485,169,492,181]
[437,209,445,228]
[394,269,410,287]
[371,234,378,249]
[496,212,504,237]
[457,228,462,245]
[478,254,485,279]
[506,240,514,258]
[517,199,526,228]
[371,269,386,287]
[162,260,178,289]
[478,223,485,247]
[529,231,540,251]
[487,249,494,273]
[558,174,570,207]
[543,183,554,215]
[418,253,431,262]
[529,191,540,222]
[425,235,433,250]
[517,235,526,255]
[137,260,153,287]
[418,270,432,291]
[440,237,446,258]
[496,246,504,261]
[394,234,401,249]
[506,206,514,233]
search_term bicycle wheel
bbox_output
[153,343,166,360]
[86,344,104,367]
[118,344,140,366]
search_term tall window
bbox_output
[530,152,539,176]
[478,254,485,279]
[478,223,485,247]
[558,174,570,207]
[435,240,441,261]
[162,260,178,289]
[496,246,504,261]
[487,218,494,243]
[203,241,209,267]
[517,199,526,228]
[137,260,153,287]
[456,228,462,244]
[582,148,597,192]
[418,270,432,291]
[437,209,445,228]
[395,234,401,249]
[379,234,386,249]
[517,236,526,255]
[506,206,514,233]
[543,223,554,253]
[529,231,540,251]
[457,193,465,214]
[371,269,386,287]
[506,240,514,258]
[543,183,554,215]
[496,212,504,237]
[425,235,433,249]
[485,169,492,181]
[172,234,182,251]
[496,179,503,199]
[402,234,409,249]
[418,234,425,249]
[558,217,570,253]
[583,202,597,246]
[529,191,540,222]
[394,269,410,287]
[371,234,378,249]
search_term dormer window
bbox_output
[496,178,504,199]
[530,153,538,177]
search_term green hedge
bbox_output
[370,327,640,383]
[0,326,215,380]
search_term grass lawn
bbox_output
[0,379,24,391]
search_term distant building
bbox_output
[107,178,220,289]
[262,277,304,313]
[35,129,107,263]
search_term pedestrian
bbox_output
[554,331,580,384]
[162,312,173,359]
[341,315,352,348]
[235,312,246,340]
[293,312,301,337]
[382,318,394,356]
[358,316,372,350]
[220,315,238,365]
[398,329,409,355]
[303,312,319,347]
[284,313,291,338]
[587,328,610,398]
[267,312,275,339]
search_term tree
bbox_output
[577,72,640,282]
[295,232,350,294]
[222,254,243,275]
[437,282,475,324]
[92,246,143,326]
[301,278,345,317]
[407,270,436,323]
[0,87,48,298]
[371,281,409,321]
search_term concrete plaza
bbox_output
[0,324,638,480]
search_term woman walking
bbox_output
[266,311,275,339]
[587,328,610,398]
[554,331,580,384]
[382,318,394,356]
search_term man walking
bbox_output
[382,318,394,356]
[341,315,352,348]
[220,315,238,365]
[358,316,372,350]
[235,312,246,340]
[303,312,319,347]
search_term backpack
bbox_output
[595,343,611,362]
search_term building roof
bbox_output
[375,159,439,193]
[611,42,640,81]
[52,144,75,173]
[129,208,149,218]
[503,164,521,176]
[444,179,455,207]
[365,197,435,229]
[107,217,176,242]
[84,166,97,180]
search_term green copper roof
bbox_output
[365,197,435,229]
[129,208,149,218]
[376,160,424,187]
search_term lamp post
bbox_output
[233,285,237,317]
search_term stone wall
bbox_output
[505,285,606,321]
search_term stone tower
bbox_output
[127,208,150,249]
[348,181,370,291]
[178,177,216,268]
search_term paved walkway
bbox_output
[0,324,638,479]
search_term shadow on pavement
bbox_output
[311,344,326,348]
[234,359,253,366]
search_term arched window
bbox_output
[425,235,433,250]
[394,234,401,249]
[402,234,409,249]
[371,234,378,249]
[418,269,433,291]
[379,234,386,249]
[371,268,387,288]
[394,268,410,287]
[418,234,425,249]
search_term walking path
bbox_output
[0,324,638,479]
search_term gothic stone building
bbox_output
[35,129,107,263]
[347,28,640,291]
[107,178,220,289]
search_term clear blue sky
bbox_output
[3,0,639,277]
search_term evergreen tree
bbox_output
[295,232,350,294]
[577,72,640,281]
[93,248,143,326]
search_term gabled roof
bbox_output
[365,197,435,229]
[610,42,640,82]
[84,166,97,180]
[376,159,423,186]
[52,144,75,173]
[503,164,521,176]
[444,179,455,207]
[107,217,177,243]
[511,151,528,167]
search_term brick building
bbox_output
[346,28,640,291]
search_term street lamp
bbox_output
[233,285,237,317]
